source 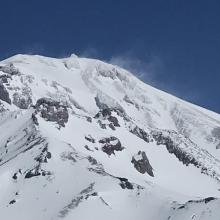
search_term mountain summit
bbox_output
[0,54,220,220]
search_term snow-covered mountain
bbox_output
[0,54,220,220]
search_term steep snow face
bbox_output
[0,54,220,220]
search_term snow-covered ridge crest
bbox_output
[0,54,220,220]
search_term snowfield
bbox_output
[0,54,220,219]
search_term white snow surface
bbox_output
[0,54,220,219]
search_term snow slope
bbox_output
[0,54,220,220]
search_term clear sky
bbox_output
[0,0,219,113]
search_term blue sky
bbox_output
[0,0,219,113]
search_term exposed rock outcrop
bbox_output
[95,108,124,130]
[34,97,69,127]
[0,83,11,104]
[0,74,11,84]
[12,87,32,109]
[130,126,151,143]
[117,177,134,190]
[85,135,95,143]
[151,131,199,167]
[25,167,52,179]
[35,145,52,163]
[131,151,154,177]
[0,63,19,75]
[99,136,124,156]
